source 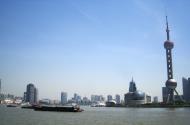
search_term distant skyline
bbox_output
[0,0,190,100]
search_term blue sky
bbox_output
[0,0,190,100]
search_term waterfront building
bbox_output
[74,93,78,100]
[91,95,105,102]
[107,95,112,102]
[125,91,146,105]
[124,78,151,105]
[26,83,38,104]
[0,79,2,103]
[61,92,67,105]
[115,94,120,104]
[153,96,158,103]
[0,79,1,94]
[106,100,116,107]
[81,97,91,105]
[39,99,51,105]
[129,78,136,92]
[23,92,27,102]
[174,95,183,102]
[162,87,169,103]
[91,95,96,102]
[163,16,179,104]
[91,95,105,103]
[34,88,38,103]
[146,95,151,103]
[73,93,81,103]
[182,77,190,102]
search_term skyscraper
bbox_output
[26,83,38,104]
[61,92,68,105]
[162,87,169,103]
[107,95,112,102]
[23,92,27,102]
[163,16,179,104]
[91,95,105,102]
[153,96,158,103]
[34,88,38,103]
[129,78,136,92]
[0,79,1,94]
[182,77,190,102]
[115,94,120,104]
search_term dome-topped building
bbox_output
[124,78,151,106]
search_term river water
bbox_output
[0,105,190,125]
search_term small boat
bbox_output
[33,104,84,112]
[6,104,18,107]
[91,102,106,107]
[21,103,34,109]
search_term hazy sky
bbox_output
[0,0,190,101]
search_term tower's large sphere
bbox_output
[165,79,177,89]
[164,40,174,49]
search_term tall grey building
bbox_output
[61,92,68,105]
[162,87,169,103]
[115,94,120,104]
[34,88,38,103]
[23,92,27,102]
[129,78,136,92]
[73,93,81,103]
[91,95,105,102]
[107,95,112,102]
[182,77,190,102]
[26,83,38,104]
[124,78,150,106]
[0,79,1,94]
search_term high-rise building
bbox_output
[26,83,38,104]
[0,79,2,94]
[115,94,120,104]
[61,92,67,105]
[107,95,112,102]
[163,16,179,104]
[91,95,105,102]
[34,88,38,103]
[153,96,158,103]
[129,78,136,92]
[74,93,77,100]
[0,79,2,103]
[124,78,151,105]
[182,77,190,102]
[23,92,27,102]
[73,93,81,103]
[162,87,169,103]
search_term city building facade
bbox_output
[124,78,151,106]
[115,94,120,104]
[129,78,136,92]
[182,77,190,102]
[107,95,112,102]
[61,92,68,105]
[26,83,38,104]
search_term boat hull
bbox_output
[34,105,83,112]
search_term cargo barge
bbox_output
[34,105,84,112]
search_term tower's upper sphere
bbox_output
[165,79,177,89]
[164,40,174,49]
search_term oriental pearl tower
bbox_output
[164,16,179,104]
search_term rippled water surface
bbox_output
[0,105,190,125]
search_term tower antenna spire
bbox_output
[132,77,133,82]
[166,16,170,40]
